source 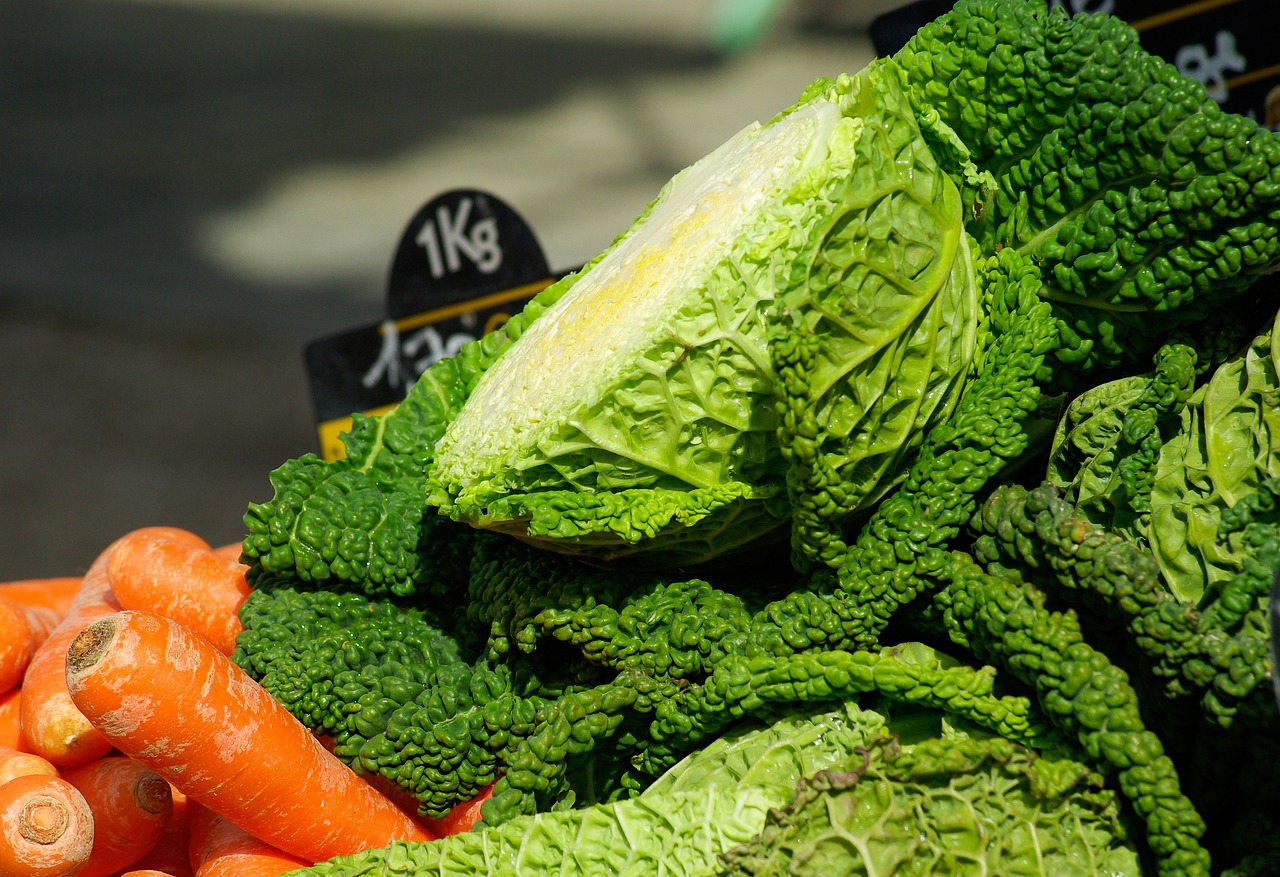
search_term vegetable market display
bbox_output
[1,0,1279,875]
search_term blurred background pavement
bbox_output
[0,0,887,578]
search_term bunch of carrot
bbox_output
[0,524,484,877]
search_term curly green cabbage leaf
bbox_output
[424,65,978,566]
[890,0,1280,376]
[1044,341,1199,542]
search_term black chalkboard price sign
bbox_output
[385,189,551,320]
[304,190,571,462]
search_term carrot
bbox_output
[65,610,434,863]
[107,533,251,655]
[0,596,60,694]
[312,734,433,829]
[210,543,244,564]
[125,785,192,877]
[0,578,81,616]
[421,781,494,837]
[0,688,24,752]
[0,773,95,877]
[187,802,308,877]
[0,744,57,786]
[61,755,173,877]
[21,527,209,768]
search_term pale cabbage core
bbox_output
[436,99,840,488]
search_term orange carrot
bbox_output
[0,773,95,877]
[65,610,434,863]
[0,688,25,752]
[61,755,173,877]
[0,744,57,786]
[187,802,308,877]
[107,533,251,655]
[0,578,81,617]
[422,781,494,837]
[125,785,192,877]
[0,596,60,694]
[313,734,432,829]
[21,527,209,768]
[210,543,244,564]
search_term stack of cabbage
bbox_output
[236,1,1280,875]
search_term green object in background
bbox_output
[709,0,790,54]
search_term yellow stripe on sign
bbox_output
[1128,0,1241,31]
[386,277,556,333]
[1227,62,1280,89]
[317,404,398,462]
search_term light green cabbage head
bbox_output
[425,63,978,566]
[717,731,1141,877]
